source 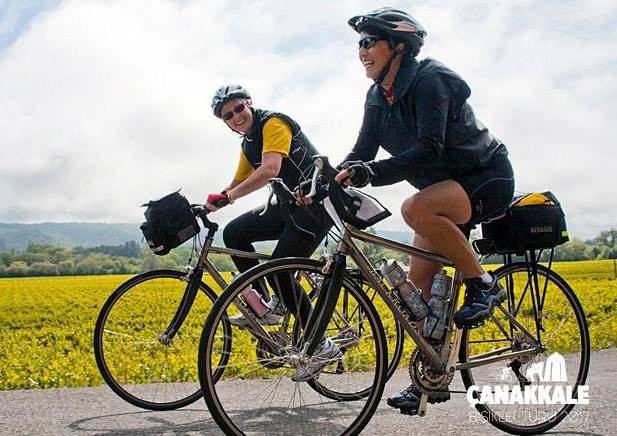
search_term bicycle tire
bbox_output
[94,269,231,411]
[459,262,590,435]
[198,257,388,436]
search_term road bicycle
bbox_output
[94,204,404,411]
[197,156,590,435]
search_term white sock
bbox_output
[479,272,492,285]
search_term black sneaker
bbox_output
[387,384,450,415]
[453,273,507,328]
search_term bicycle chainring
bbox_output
[409,346,454,394]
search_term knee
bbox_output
[222,221,243,248]
[401,196,430,228]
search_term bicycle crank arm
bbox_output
[418,393,428,417]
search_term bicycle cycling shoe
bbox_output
[387,385,450,415]
[453,274,507,329]
[229,311,282,327]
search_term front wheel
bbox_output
[198,258,388,436]
[459,262,590,434]
[94,269,228,411]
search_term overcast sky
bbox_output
[1,0,615,240]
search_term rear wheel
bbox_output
[459,262,590,434]
[94,269,230,410]
[198,258,388,435]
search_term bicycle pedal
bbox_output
[399,407,419,416]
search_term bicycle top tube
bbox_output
[189,204,272,274]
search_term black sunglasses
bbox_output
[222,102,246,121]
[358,36,385,50]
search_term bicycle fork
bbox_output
[303,253,347,356]
[158,267,203,345]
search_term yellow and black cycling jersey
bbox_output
[235,108,318,190]
[232,117,293,182]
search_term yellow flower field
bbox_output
[0,260,615,390]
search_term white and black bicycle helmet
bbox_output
[348,7,426,56]
[211,84,251,118]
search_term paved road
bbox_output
[1,349,614,435]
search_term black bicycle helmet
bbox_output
[348,7,426,56]
[211,84,251,118]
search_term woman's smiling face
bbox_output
[358,32,394,80]
[221,98,253,135]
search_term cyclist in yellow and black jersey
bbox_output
[205,87,336,369]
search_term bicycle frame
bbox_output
[159,212,271,344]
[312,198,542,378]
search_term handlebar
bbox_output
[264,155,373,234]
[260,178,315,239]
[191,204,219,237]
[307,156,370,229]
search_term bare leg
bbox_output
[401,180,484,278]
[407,233,442,302]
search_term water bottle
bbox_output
[240,286,270,317]
[423,270,453,341]
[379,259,430,321]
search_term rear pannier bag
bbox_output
[481,191,569,255]
[140,191,200,255]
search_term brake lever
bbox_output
[307,163,322,198]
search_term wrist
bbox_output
[366,161,377,182]
[226,190,235,204]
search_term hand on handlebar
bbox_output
[205,191,233,211]
[335,161,375,188]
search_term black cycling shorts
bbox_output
[454,157,515,225]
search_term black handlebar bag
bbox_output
[140,191,200,255]
[481,191,569,255]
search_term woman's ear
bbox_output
[245,98,253,107]
[394,42,406,55]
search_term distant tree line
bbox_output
[0,229,615,278]
[0,242,235,277]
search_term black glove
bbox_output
[340,161,375,188]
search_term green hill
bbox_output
[0,223,144,250]
[0,222,413,251]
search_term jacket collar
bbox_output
[369,55,421,107]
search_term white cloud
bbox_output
[0,0,615,239]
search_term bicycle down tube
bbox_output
[160,209,272,344]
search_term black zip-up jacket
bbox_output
[242,108,319,190]
[342,56,509,189]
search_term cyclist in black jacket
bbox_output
[335,8,515,414]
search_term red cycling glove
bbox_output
[206,191,232,208]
